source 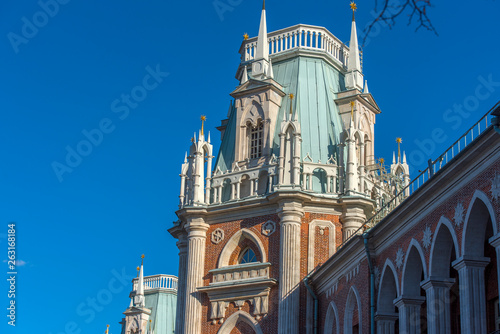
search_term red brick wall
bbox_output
[318,158,500,333]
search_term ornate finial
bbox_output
[106,324,109,334]
[396,137,403,162]
[136,266,140,277]
[379,158,385,164]
[243,33,249,40]
[201,115,207,137]
[350,1,357,21]
[350,101,355,120]
[190,137,194,143]
[263,0,266,10]
[141,254,145,265]
[289,93,295,115]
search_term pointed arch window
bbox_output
[249,122,264,159]
[239,248,257,264]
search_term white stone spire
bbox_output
[345,4,364,91]
[134,255,145,307]
[241,65,248,85]
[255,0,268,61]
[251,1,270,79]
[363,80,369,94]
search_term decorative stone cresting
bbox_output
[491,174,500,201]
[262,221,276,236]
[454,202,465,226]
[345,263,360,283]
[422,225,432,249]
[212,228,224,244]
[395,248,404,269]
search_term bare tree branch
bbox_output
[362,0,438,47]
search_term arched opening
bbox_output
[221,178,232,202]
[218,229,266,268]
[217,310,263,334]
[240,175,251,199]
[324,301,340,334]
[427,218,460,333]
[257,170,269,195]
[312,168,327,193]
[400,241,427,333]
[461,194,498,333]
[344,286,362,334]
[377,261,399,333]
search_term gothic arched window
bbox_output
[249,122,263,159]
[239,248,257,264]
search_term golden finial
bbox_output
[136,266,140,277]
[350,1,357,21]
[289,93,295,115]
[141,254,145,266]
[396,137,403,162]
[106,324,109,334]
[243,33,249,40]
[190,137,194,143]
[201,115,207,137]
[379,158,385,164]
[350,101,355,120]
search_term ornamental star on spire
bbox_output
[350,1,357,20]
[243,33,249,40]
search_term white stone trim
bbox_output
[216,310,264,334]
[401,238,427,295]
[324,301,340,334]
[218,228,267,268]
[307,220,336,273]
[429,216,460,277]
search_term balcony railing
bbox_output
[133,274,178,291]
[338,101,499,248]
[210,262,271,285]
[242,24,348,67]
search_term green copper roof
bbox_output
[215,55,346,172]
[270,56,345,162]
[144,291,176,334]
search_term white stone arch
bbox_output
[241,100,265,128]
[462,190,498,257]
[216,310,263,334]
[344,285,362,334]
[377,259,400,313]
[401,239,427,296]
[324,301,340,334]
[429,216,460,277]
[218,228,267,267]
[280,120,300,134]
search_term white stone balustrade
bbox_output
[210,262,271,285]
[242,24,348,67]
[133,274,178,291]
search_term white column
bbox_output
[421,277,455,334]
[358,143,365,193]
[192,151,203,203]
[236,181,241,200]
[452,256,490,334]
[293,134,301,185]
[175,233,188,334]
[268,174,274,193]
[375,313,398,334]
[394,296,425,334]
[346,135,356,194]
[204,156,213,204]
[278,134,285,185]
[489,234,500,305]
[179,175,186,207]
[278,201,304,334]
[183,219,209,334]
[338,143,345,193]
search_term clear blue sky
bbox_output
[0,0,499,333]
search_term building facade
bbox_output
[168,2,500,334]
